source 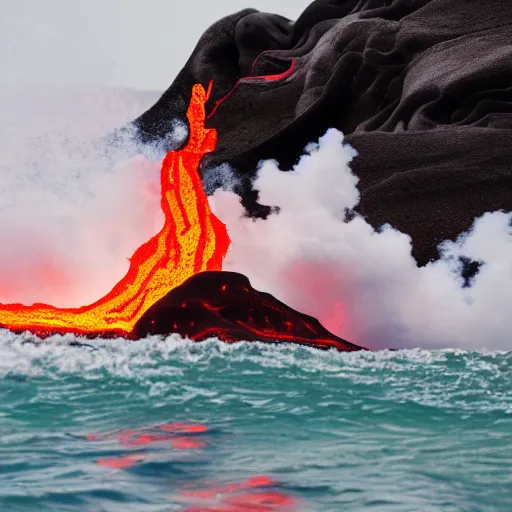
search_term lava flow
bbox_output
[0,83,230,337]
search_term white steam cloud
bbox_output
[209,129,512,351]
[0,86,185,307]
[1,84,510,351]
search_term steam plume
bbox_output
[209,129,512,350]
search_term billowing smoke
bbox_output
[209,129,512,351]
[2,87,510,351]
[0,86,186,307]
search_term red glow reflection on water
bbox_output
[87,423,301,509]
[86,422,209,468]
[96,454,146,469]
[180,476,296,511]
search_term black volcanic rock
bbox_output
[133,271,363,352]
[134,0,512,265]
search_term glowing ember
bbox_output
[0,83,230,336]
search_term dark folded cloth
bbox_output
[134,0,512,264]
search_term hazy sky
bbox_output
[1,0,311,90]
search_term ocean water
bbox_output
[0,331,511,512]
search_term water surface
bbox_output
[1,331,511,511]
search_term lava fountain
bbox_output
[0,83,230,337]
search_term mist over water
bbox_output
[0,87,172,307]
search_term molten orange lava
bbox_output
[0,84,230,336]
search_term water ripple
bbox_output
[1,331,511,510]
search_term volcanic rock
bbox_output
[134,0,512,265]
[133,271,363,351]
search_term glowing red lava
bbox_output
[0,84,230,337]
[207,56,296,120]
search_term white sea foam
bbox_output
[2,328,511,419]
[2,328,509,377]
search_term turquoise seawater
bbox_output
[0,331,511,511]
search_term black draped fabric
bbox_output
[134,0,512,265]
[133,271,362,351]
